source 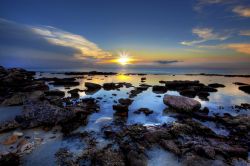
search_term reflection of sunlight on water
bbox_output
[117,74,131,82]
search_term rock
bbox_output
[85,82,102,91]
[2,135,19,145]
[152,85,167,94]
[134,108,153,116]
[103,83,123,90]
[160,140,181,155]
[233,82,248,86]
[208,83,225,88]
[118,98,133,105]
[13,131,23,137]
[239,85,250,94]
[48,78,80,87]
[44,90,65,97]
[180,89,197,98]
[0,153,20,166]
[1,94,24,106]
[197,91,210,101]
[68,88,82,98]
[163,95,201,112]
[16,100,75,128]
[17,139,34,154]
[127,150,147,166]
[113,104,129,116]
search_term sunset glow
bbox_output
[117,52,131,65]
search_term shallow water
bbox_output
[147,146,181,166]
[0,106,22,123]
[1,72,250,165]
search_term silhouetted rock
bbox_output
[239,85,250,94]
[134,108,153,115]
[152,85,167,94]
[208,83,225,88]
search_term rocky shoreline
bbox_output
[0,66,249,166]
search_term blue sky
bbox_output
[0,0,250,70]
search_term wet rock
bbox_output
[55,148,75,166]
[68,88,83,98]
[160,140,181,155]
[134,108,153,116]
[233,82,249,86]
[44,90,65,97]
[85,82,101,93]
[1,93,24,106]
[17,138,34,154]
[118,98,133,105]
[141,77,146,82]
[152,85,167,94]
[127,150,147,166]
[163,95,201,112]
[197,91,210,101]
[16,100,75,128]
[208,83,225,88]
[180,89,197,98]
[113,104,129,116]
[0,153,20,166]
[91,148,125,166]
[238,85,250,94]
[103,83,120,90]
[234,103,250,110]
[49,78,80,87]
[2,135,18,145]
[165,80,201,90]
[0,120,20,133]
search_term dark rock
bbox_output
[208,83,225,88]
[127,150,147,166]
[180,89,197,98]
[0,153,20,166]
[239,85,250,94]
[233,82,249,86]
[152,85,167,94]
[134,108,153,116]
[113,104,129,116]
[118,98,133,106]
[44,90,65,97]
[160,140,181,155]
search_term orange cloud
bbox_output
[226,43,250,54]
[233,6,250,17]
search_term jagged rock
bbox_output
[118,98,133,105]
[44,90,65,97]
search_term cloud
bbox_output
[194,0,235,11]
[0,18,112,69]
[226,43,250,54]
[181,28,230,46]
[197,43,250,55]
[232,6,250,17]
[239,30,250,36]
[154,60,180,65]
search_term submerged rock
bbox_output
[163,95,201,112]
[134,108,153,116]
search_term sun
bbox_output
[117,51,131,65]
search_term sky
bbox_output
[0,0,250,71]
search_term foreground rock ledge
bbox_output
[163,94,201,112]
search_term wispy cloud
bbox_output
[181,27,231,46]
[239,30,250,36]
[232,6,250,17]
[226,43,250,54]
[0,18,113,69]
[32,26,112,61]
[194,0,236,11]
[198,43,250,55]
